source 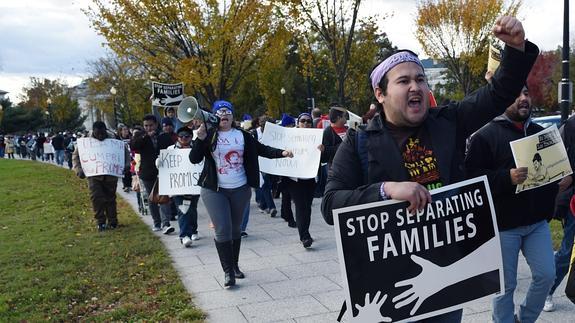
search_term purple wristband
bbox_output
[380,182,388,200]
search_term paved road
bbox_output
[118,188,573,322]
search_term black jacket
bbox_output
[130,131,160,181]
[321,41,539,225]
[189,127,285,191]
[320,126,343,166]
[465,116,558,230]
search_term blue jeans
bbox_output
[55,149,65,165]
[259,174,276,210]
[201,185,251,242]
[173,195,199,238]
[550,211,575,295]
[241,204,250,232]
[492,220,555,323]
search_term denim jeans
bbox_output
[259,174,276,210]
[173,195,199,238]
[492,220,555,323]
[241,203,250,232]
[550,210,575,295]
[55,149,65,165]
[201,185,251,242]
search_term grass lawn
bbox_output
[0,159,205,322]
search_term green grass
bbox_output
[0,159,205,322]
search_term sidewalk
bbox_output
[118,189,573,322]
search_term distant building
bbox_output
[421,58,448,94]
[69,80,111,130]
[0,90,7,100]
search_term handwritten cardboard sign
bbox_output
[77,138,125,177]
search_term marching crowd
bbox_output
[2,15,575,323]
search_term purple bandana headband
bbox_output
[370,51,424,90]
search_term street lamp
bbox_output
[46,98,52,133]
[280,87,286,115]
[110,86,117,128]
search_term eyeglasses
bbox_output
[178,134,192,138]
[216,108,233,116]
[299,119,313,124]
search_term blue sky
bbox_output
[0,0,571,103]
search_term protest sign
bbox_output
[333,176,503,322]
[158,148,203,195]
[77,138,125,177]
[510,125,572,193]
[258,122,323,179]
[347,111,362,130]
[43,142,54,154]
[151,82,184,107]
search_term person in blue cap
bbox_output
[190,99,294,288]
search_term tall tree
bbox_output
[415,0,521,96]
[87,53,150,126]
[527,51,559,113]
[290,0,363,105]
[85,0,288,106]
[18,78,86,133]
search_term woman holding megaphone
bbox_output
[189,100,293,288]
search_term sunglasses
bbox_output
[299,119,313,124]
[178,134,192,138]
[216,108,233,115]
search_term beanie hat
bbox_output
[176,126,193,135]
[280,113,296,127]
[242,113,253,121]
[161,117,173,127]
[297,112,312,122]
[212,100,234,113]
[93,121,107,131]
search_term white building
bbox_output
[421,58,448,94]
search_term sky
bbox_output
[0,0,572,104]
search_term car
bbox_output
[532,115,562,129]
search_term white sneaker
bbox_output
[543,295,555,312]
[181,236,193,248]
[162,226,175,235]
[191,233,199,241]
[152,226,162,232]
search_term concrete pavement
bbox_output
[118,190,574,322]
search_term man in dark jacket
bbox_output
[131,114,174,233]
[52,132,66,166]
[73,121,130,231]
[321,16,537,323]
[465,86,557,322]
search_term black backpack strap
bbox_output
[355,129,369,184]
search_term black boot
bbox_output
[232,238,245,279]
[214,240,235,287]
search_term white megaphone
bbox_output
[177,96,220,128]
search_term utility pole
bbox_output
[560,0,571,122]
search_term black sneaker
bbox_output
[241,231,248,238]
[108,223,118,229]
[301,237,313,248]
[97,223,107,232]
[288,221,297,228]
[270,209,277,217]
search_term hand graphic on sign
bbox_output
[350,291,392,322]
[392,237,499,316]
[393,255,445,315]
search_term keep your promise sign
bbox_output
[333,176,503,322]
[158,148,203,195]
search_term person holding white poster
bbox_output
[283,113,322,248]
[322,16,539,323]
[73,121,130,231]
[165,126,201,247]
[190,100,293,288]
[465,85,557,323]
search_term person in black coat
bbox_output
[321,16,538,322]
[189,100,293,288]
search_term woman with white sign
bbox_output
[190,100,293,288]
[283,113,319,248]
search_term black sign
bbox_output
[151,82,184,107]
[333,176,503,322]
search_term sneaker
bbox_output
[270,209,277,217]
[241,231,248,237]
[191,233,200,241]
[302,237,313,248]
[181,236,193,248]
[163,226,175,235]
[97,223,107,232]
[152,226,162,232]
[108,222,118,229]
[288,221,297,228]
[543,295,555,312]
[265,208,271,214]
